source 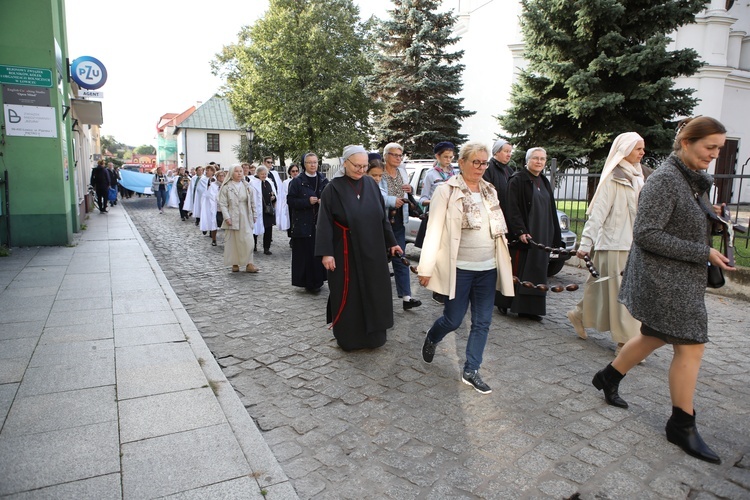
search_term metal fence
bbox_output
[548,157,750,254]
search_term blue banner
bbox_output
[118,169,153,195]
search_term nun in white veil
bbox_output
[567,132,651,356]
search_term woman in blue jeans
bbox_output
[151,166,168,214]
[416,142,515,394]
[380,142,422,310]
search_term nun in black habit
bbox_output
[315,145,401,351]
[499,147,562,320]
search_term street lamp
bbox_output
[179,152,185,165]
[245,126,255,163]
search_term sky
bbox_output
[64,0,392,148]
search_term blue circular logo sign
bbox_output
[71,56,107,90]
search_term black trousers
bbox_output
[178,191,188,218]
[96,188,108,211]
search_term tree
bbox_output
[213,0,374,160]
[100,135,127,157]
[499,0,707,170]
[368,0,474,158]
[134,144,156,155]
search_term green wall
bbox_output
[0,0,77,246]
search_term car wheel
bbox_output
[547,259,566,277]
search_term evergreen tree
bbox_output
[369,0,474,157]
[499,0,708,170]
[213,0,373,160]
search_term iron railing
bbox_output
[548,157,750,254]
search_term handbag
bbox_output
[414,213,428,248]
[706,262,725,288]
[675,166,727,289]
[263,202,275,216]
[406,192,423,218]
[107,187,117,201]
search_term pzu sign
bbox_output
[70,56,107,90]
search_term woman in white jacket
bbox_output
[200,170,225,246]
[567,132,649,356]
[417,142,515,395]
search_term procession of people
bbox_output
[105,118,737,465]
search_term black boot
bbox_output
[665,406,721,464]
[592,363,628,408]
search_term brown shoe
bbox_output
[567,310,587,339]
[246,263,259,273]
[232,265,240,272]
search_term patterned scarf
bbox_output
[456,175,508,239]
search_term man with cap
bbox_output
[483,139,515,218]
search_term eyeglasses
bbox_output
[346,159,368,171]
[304,161,318,166]
[471,160,490,168]
[290,169,299,173]
[386,152,403,159]
[529,156,547,162]
[264,160,273,164]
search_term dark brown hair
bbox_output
[673,116,727,152]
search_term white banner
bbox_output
[3,104,57,138]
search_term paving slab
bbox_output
[28,338,113,367]
[0,321,45,341]
[118,387,226,443]
[17,356,115,397]
[2,473,122,500]
[0,383,18,428]
[0,421,120,496]
[161,476,264,499]
[114,323,185,348]
[120,424,250,499]
[3,385,117,436]
[115,341,210,400]
[39,323,113,344]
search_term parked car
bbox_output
[403,161,577,276]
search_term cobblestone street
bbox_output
[124,198,750,499]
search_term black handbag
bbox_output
[414,213,428,248]
[706,262,725,288]
[675,165,727,289]
[263,203,275,216]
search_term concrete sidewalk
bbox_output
[0,204,297,499]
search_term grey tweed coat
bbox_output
[619,154,713,342]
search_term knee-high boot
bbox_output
[592,363,628,408]
[665,406,721,464]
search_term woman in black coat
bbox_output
[287,153,329,292]
[499,147,561,320]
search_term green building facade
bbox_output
[0,0,79,246]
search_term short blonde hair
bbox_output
[458,141,489,162]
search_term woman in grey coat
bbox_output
[591,117,734,464]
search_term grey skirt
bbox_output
[641,324,704,345]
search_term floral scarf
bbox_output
[455,175,508,239]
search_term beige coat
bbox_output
[218,180,257,230]
[578,170,638,254]
[417,177,515,300]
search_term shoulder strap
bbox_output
[673,164,723,224]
